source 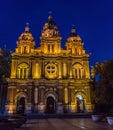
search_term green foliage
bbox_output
[93,60,113,112]
[0,48,11,82]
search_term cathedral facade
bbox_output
[5,16,93,114]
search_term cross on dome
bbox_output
[25,22,29,32]
[72,24,76,33]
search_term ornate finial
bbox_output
[48,11,53,21]
[72,24,76,33]
[25,22,29,32]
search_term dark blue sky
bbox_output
[0,0,113,65]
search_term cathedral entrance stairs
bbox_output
[26,113,91,119]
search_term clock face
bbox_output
[45,62,57,79]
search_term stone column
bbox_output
[35,63,40,78]
[40,87,45,103]
[26,86,32,114]
[85,86,93,112]
[68,60,72,78]
[38,86,45,113]
[34,87,38,112]
[57,86,63,114]
[32,60,35,78]
[70,88,75,103]
[4,85,16,115]
[58,61,62,79]
[64,87,68,104]
[84,60,90,79]
[70,68,73,79]
[10,59,16,78]
[68,85,75,112]
[68,86,71,112]
[63,63,67,78]
[70,87,76,112]
[41,59,45,78]
[64,87,69,113]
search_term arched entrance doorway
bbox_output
[16,96,25,114]
[46,96,56,113]
[76,95,85,112]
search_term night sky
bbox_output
[0,0,113,66]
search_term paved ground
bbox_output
[16,118,113,130]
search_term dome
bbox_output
[41,15,60,37]
[17,23,35,43]
[67,27,82,42]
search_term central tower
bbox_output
[40,15,62,54]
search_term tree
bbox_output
[92,60,113,113]
[0,47,11,82]
[0,47,11,113]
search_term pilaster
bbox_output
[38,86,45,113]
[58,61,62,79]
[56,86,63,114]
[34,87,38,112]
[10,58,16,78]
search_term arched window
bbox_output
[17,63,29,79]
[72,63,84,79]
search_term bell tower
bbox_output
[10,23,35,79]
[65,26,86,55]
[65,26,90,79]
[40,15,62,54]
[15,23,35,54]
